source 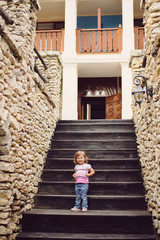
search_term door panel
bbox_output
[105,94,121,119]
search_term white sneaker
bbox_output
[71,207,80,212]
[81,208,88,212]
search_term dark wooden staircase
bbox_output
[17,120,155,240]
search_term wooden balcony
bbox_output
[35,29,64,52]
[76,26,122,54]
[35,27,144,53]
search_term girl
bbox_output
[71,151,95,212]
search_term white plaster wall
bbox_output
[62,63,78,120]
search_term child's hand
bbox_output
[72,173,76,180]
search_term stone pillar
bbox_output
[121,62,133,119]
[122,0,134,55]
[62,63,78,120]
[62,0,77,58]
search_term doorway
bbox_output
[78,77,121,120]
[81,97,105,119]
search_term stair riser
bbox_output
[53,132,136,141]
[35,196,146,210]
[51,141,137,149]
[17,236,156,240]
[38,183,144,195]
[42,171,142,182]
[22,214,153,234]
[47,150,138,159]
[55,125,135,132]
[56,122,134,131]
[45,159,140,169]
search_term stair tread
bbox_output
[57,122,134,126]
[25,209,151,217]
[18,232,155,239]
[46,158,139,160]
[49,148,137,150]
[40,180,143,183]
[52,139,136,142]
[54,131,135,134]
[43,169,141,172]
[37,194,144,198]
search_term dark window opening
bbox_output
[37,21,64,30]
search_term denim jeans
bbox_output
[75,183,89,209]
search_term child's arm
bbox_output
[86,167,95,177]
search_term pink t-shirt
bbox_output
[75,164,91,184]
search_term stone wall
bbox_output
[0,1,62,239]
[130,0,160,238]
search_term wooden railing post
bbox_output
[118,24,122,53]
[76,29,81,54]
[134,27,139,49]
[139,28,144,49]
[62,29,65,52]
[35,32,41,51]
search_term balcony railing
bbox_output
[35,29,64,52]
[76,26,122,54]
[134,27,145,50]
[35,27,145,53]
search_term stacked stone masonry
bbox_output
[0,0,63,239]
[130,0,160,238]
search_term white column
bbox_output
[62,0,77,58]
[62,63,78,120]
[122,0,134,55]
[121,62,133,119]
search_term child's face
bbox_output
[77,154,85,165]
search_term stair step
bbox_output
[53,131,136,140]
[18,119,155,239]
[21,209,154,234]
[38,181,144,195]
[42,169,142,182]
[55,124,135,132]
[35,194,146,210]
[51,140,137,149]
[59,119,134,124]
[56,120,135,132]
[47,149,138,159]
[45,158,140,169]
[17,232,156,240]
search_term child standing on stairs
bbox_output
[71,150,95,212]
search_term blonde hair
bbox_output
[74,151,88,165]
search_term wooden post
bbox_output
[97,7,102,29]
[118,24,122,53]
[139,28,144,49]
[47,32,51,51]
[62,29,65,52]
[134,27,138,49]
[76,29,81,54]
[35,32,41,51]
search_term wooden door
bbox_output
[105,94,121,119]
